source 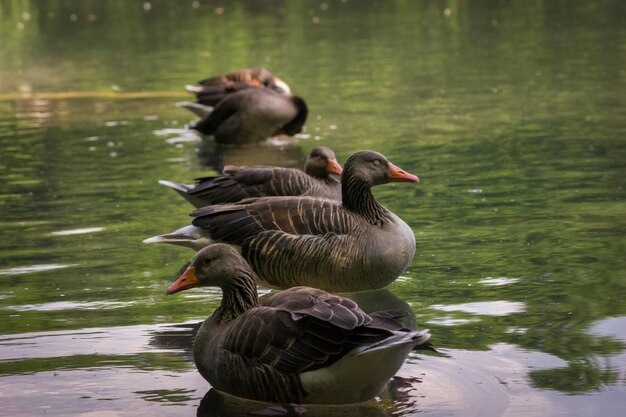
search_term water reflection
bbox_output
[0,318,623,416]
[430,301,526,317]
[153,126,307,173]
[195,139,306,173]
[0,263,78,275]
[197,389,391,417]
[148,321,200,354]
[529,316,626,394]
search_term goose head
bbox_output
[166,244,245,295]
[343,150,419,187]
[267,77,292,96]
[304,147,343,178]
[250,66,292,96]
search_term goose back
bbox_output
[190,67,292,107]
[188,165,340,206]
[159,146,341,208]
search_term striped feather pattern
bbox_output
[162,151,417,292]
[187,166,339,206]
[190,195,408,291]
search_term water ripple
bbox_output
[5,301,135,312]
[49,227,105,236]
[0,264,78,276]
[431,301,526,316]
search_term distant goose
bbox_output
[145,150,419,292]
[166,244,430,404]
[187,87,308,144]
[159,146,342,208]
[186,67,292,108]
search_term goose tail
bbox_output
[158,180,192,194]
[185,84,203,94]
[142,225,212,251]
[176,101,214,118]
[158,180,207,207]
[357,329,431,356]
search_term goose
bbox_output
[145,150,419,292]
[166,244,430,404]
[187,67,292,107]
[189,87,308,143]
[158,146,342,208]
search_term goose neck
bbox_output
[341,177,388,225]
[214,268,259,322]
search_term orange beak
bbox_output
[388,163,419,183]
[167,266,200,295]
[326,158,343,175]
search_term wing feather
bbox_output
[186,168,319,207]
[219,289,397,376]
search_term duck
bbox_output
[187,67,291,106]
[158,146,342,208]
[166,244,430,404]
[144,150,419,292]
[189,87,308,143]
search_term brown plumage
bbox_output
[166,244,430,404]
[186,67,292,107]
[145,151,420,292]
[158,147,342,208]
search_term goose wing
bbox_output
[192,67,277,106]
[191,196,356,244]
[221,287,396,375]
[197,67,273,88]
[193,83,252,107]
[188,168,317,205]
[192,91,243,135]
[191,197,365,288]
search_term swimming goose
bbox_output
[166,244,430,404]
[187,67,292,107]
[158,146,342,208]
[190,87,308,143]
[145,150,419,292]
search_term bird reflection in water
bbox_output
[195,137,306,174]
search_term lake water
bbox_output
[1,1,625,416]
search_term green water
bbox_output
[1,1,625,416]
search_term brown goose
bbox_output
[190,87,308,143]
[166,244,430,404]
[144,151,419,292]
[186,67,292,107]
[158,146,342,208]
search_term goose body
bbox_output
[166,244,430,404]
[158,147,342,208]
[146,151,419,292]
[191,87,308,143]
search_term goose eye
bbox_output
[203,258,212,266]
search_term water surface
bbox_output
[1,1,625,416]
